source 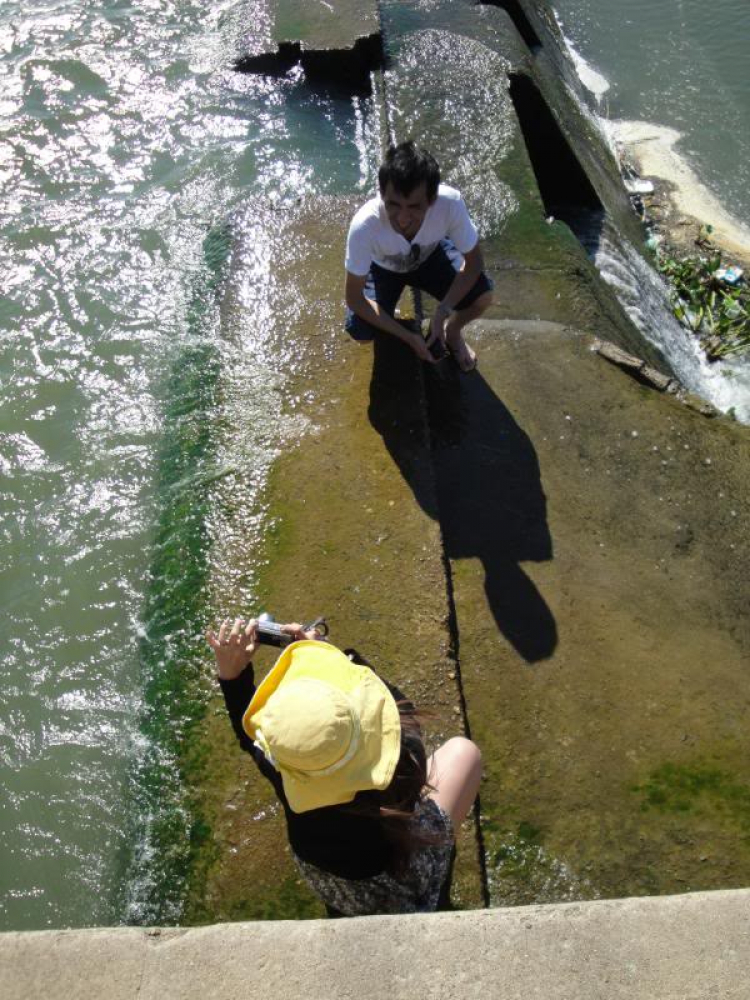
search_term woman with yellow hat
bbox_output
[206,616,482,916]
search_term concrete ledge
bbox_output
[235,0,383,92]
[2,889,749,999]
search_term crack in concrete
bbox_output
[412,282,491,907]
[374,1,491,906]
[436,538,492,909]
[134,939,147,997]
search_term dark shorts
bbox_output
[345,239,494,342]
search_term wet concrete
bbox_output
[186,197,484,920]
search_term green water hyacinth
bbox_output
[655,232,750,362]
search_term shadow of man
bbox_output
[368,333,557,664]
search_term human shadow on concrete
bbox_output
[368,334,557,664]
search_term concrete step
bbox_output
[235,0,382,90]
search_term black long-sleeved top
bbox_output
[219,656,403,879]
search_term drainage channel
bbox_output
[509,72,605,252]
[478,0,542,52]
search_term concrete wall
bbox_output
[2,889,749,999]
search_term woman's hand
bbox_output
[281,622,327,643]
[206,617,259,680]
[206,619,327,680]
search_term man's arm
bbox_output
[441,243,484,311]
[345,271,436,363]
[428,242,485,344]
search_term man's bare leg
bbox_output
[444,290,493,372]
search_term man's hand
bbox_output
[346,271,437,358]
[426,303,450,351]
[409,331,438,363]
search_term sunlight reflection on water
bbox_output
[1,0,376,928]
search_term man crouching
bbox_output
[344,141,493,371]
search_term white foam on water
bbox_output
[566,40,609,101]
[553,10,610,103]
[552,11,750,423]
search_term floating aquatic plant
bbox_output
[654,228,750,362]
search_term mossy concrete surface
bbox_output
[186,196,483,921]
[3,889,750,1000]
[373,6,750,910]
[444,319,750,905]
[187,0,750,923]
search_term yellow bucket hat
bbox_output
[242,640,402,814]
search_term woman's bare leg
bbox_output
[426,737,482,827]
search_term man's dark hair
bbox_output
[378,141,440,201]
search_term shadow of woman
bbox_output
[368,333,557,664]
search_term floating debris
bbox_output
[591,339,677,393]
[625,178,655,195]
[716,265,744,286]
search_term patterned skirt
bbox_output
[294,798,455,917]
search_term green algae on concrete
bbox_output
[126,225,232,924]
[182,0,748,923]
[438,319,750,905]
[633,761,750,831]
[185,688,324,923]
[184,197,484,921]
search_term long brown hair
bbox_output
[342,700,447,878]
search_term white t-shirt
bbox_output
[345,184,479,275]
